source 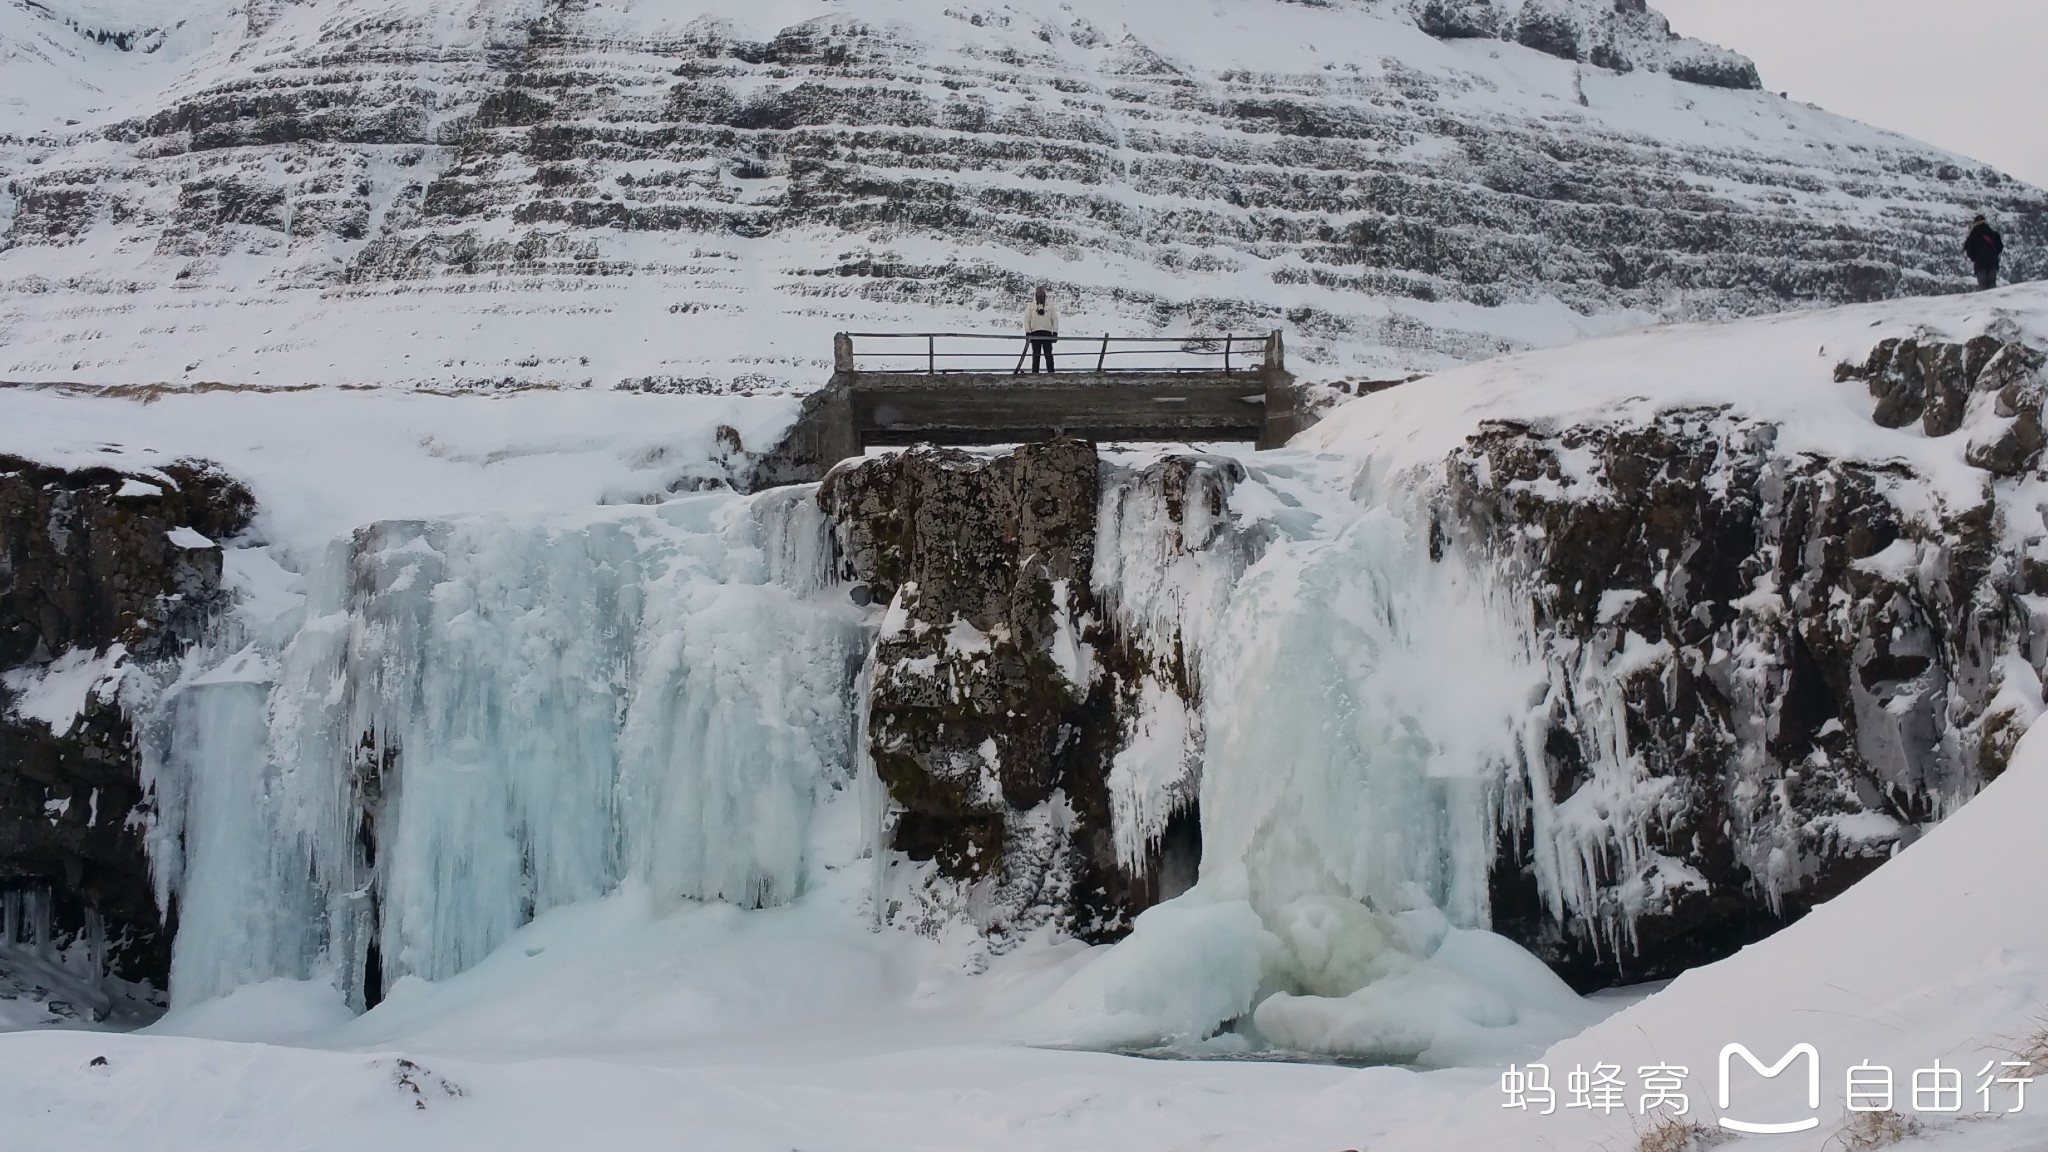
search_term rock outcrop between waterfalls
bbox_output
[819,440,1200,946]
[805,329,2048,986]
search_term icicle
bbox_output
[852,632,888,928]
[149,485,866,1008]
[164,647,323,1003]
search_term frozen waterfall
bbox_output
[137,449,1612,1064]
[1094,455,1537,930]
[1039,454,1594,1064]
[145,489,867,1007]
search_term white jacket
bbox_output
[1023,300,1059,336]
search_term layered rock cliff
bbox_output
[2,0,2042,390]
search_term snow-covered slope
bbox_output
[1379,712,2048,1152]
[0,386,803,559]
[2,0,2041,390]
[1306,269,2048,482]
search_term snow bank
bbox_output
[148,978,354,1045]
[1021,891,1273,1051]
[0,387,803,562]
[1027,875,1606,1066]
[1308,281,2048,506]
[1379,710,2048,1149]
[1,645,123,735]
[1253,917,1596,1068]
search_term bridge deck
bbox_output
[851,370,1269,446]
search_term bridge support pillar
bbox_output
[1256,330,1308,450]
[744,375,858,489]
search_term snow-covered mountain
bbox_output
[2,0,2042,389]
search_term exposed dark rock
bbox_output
[1416,0,1503,40]
[1500,0,1761,89]
[818,441,1194,944]
[1666,54,1762,92]
[1,457,251,667]
[0,455,254,992]
[1445,382,2040,987]
[1859,337,1929,428]
[1919,342,1972,437]
[1839,336,2048,475]
[1514,2,1585,61]
[1969,373,2048,476]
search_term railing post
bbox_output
[1097,334,1108,372]
[833,332,854,373]
[1224,334,1232,373]
[928,334,935,374]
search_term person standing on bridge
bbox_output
[1023,286,1060,374]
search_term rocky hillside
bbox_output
[1452,353,2046,985]
[1295,285,2048,987]
[2,0,2042,390]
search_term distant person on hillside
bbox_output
[1965,214,2004,290]
[1023,287,1059,374]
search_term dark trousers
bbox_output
[1029,335,1056,373]
[1976,263,2000,290]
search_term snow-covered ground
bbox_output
[0,386,801,560]
[1308,272,2048,496]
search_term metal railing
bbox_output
[835,331,1278,376]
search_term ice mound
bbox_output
[1024,875,1601,1065]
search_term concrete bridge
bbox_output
[754,330,1309,484]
